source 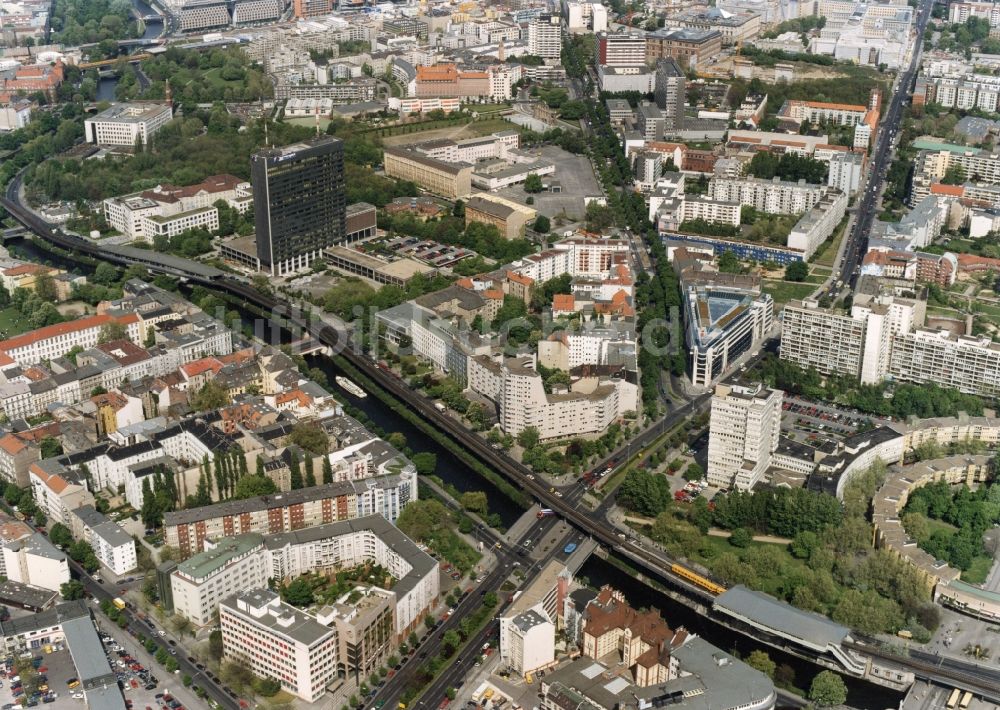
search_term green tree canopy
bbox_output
[232,475,277,500]
[411,452,437,476]
[289,423,330,456]
[282,577,314,607]
[190,380,230,412]
[809,671,847,707]
[785,260,809,282]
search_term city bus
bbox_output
[960,691,973,709]
[946,689,961,709]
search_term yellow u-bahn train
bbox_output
[670,563,727,596]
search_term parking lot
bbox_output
[0,645,78,710]
[495,145,603,222]
[779,395,894,448]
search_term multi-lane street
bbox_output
[365,515,570,710]
[839,0,933,285]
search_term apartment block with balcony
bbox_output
[888,329,1000,397]
[70,505,138,577]
[171,533,269,627]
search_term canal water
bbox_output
[307,355,527,529]
[11,239,903,709]
[95,0,162,102]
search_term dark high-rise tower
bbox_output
[251,135,346,276]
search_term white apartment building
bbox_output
[777,97,878,149]
[949,1,1000,26]
[827,151,864,195]
[220,589,339,702]
[103,174,251,242]
[172,534,268,627]
[706,382,782,490]
[2,532,69,592]
[537,329,636,372]
[103,196,161,241]
[786,188,847,259]
[888,329,1000,397]
[911,149,1000,203]
[634,152,662,189]
[563,1,608,32]
[0,313,141,367]
[779,299,867,379]
[492,357,638,439]
[142,207,220,240]
[507,237,630,283]
[780,296,921,384]
[263,515,439,637]
[708,176,827,216]
[528,14,563,59]
[923,73,1000,112]
[84,103,173,147]
[232,0,281,24]
[71,506,137,577]
[28,462,94,528]
[0,100,32,132]
[500,607,555,675]
[414,131,520,164]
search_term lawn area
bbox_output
[811,217,849,268]
[200,66,246,91]
[473,103,512,114]
[466,117,520,136]
[962,555,993,584]
[927,305,964,318]
[762,279,817,308]
[0,306,32,339]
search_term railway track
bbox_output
[0,191,717,599]
[12,190,1000,698]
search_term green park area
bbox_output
[0,306,34,339]
[619,462,944,640]
[762,280,817,308]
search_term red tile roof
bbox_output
[552,294,575,312]
[2,264,50,277]
[931,183,965,197]
[180,357,223,379]
[0,314,138,354]
[0,435,26,456]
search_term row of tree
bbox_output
[752,353,986,419]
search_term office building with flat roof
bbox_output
[528,14,562,59]
[252,136,347,276]
[706,381,782,490]
[84,103,172,147]
[221,589,338,702]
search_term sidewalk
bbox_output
[94,608,203,710]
